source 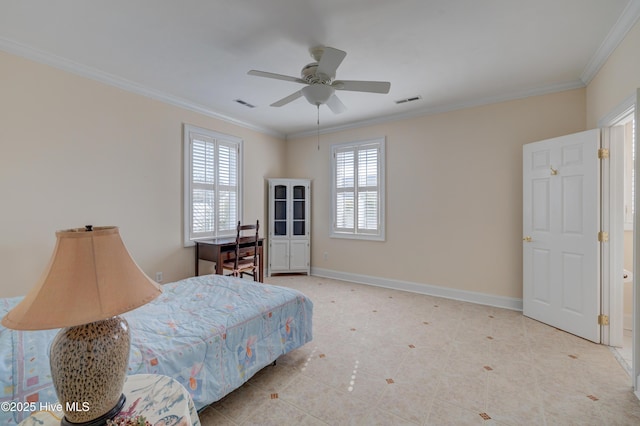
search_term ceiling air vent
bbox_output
[234,99,256,108]
[395,95,422,105]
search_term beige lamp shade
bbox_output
[1,226,162,330]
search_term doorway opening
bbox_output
[612,111,636,372]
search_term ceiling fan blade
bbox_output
[326,94,347,114]
[248,70,307,85]
[316,47,346,78]
[333,80,391,94]
[271,90,303,107]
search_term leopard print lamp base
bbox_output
[50,316,130,425]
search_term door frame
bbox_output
[598,90,638,393]
[600,125,625,348]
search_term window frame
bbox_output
[330,137,385,241]
[183,124,243,246]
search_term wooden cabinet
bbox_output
[267,179,310,276]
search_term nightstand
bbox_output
[19,374,200,426]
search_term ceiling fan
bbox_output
[248,46,391,114]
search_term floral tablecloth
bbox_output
[19,374,200,426]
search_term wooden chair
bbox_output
[222,220,260,281]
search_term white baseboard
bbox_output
[310,267,523,311]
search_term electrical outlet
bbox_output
[155,272,163,283]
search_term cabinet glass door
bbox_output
[292,185,306,236]
[274,185,287,236]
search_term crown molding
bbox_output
[581,0,640,84]
[0,37,285,139]
[287,79,585,140]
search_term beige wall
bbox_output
[285,89,586,299]
[587,19,640,127]
[0,51,286,298]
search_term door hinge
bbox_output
[598,231,609,242]
[598,314,609,326]
[598,148,609,159]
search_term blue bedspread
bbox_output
[0,275,313,424]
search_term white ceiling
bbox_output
[1,0,638,138]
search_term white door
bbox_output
[523,129,601,343]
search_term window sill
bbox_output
[330,232,385,242]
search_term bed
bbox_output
[0,274,313,424]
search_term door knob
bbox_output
[523,236,532,242]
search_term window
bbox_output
[183,124,242,245]
[331,137,385,240]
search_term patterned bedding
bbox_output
[0,274,313,424]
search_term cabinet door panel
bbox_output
[289,240,308,271]
[269,240,289,271]
[273,184,288,236]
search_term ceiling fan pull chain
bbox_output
[317,104,320,151]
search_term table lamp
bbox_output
[1,226,162,426]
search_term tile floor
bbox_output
[198,275,640,425]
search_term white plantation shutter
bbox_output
[331,138,385,240]
[357,146,379,233]
[191,135,215,236]
[335,149,355,231]
[217,141,238,234]
[184,125,242,245]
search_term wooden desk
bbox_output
[195,237,264,282]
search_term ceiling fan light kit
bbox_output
[248,46,391,114]
[302,84,334,105]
